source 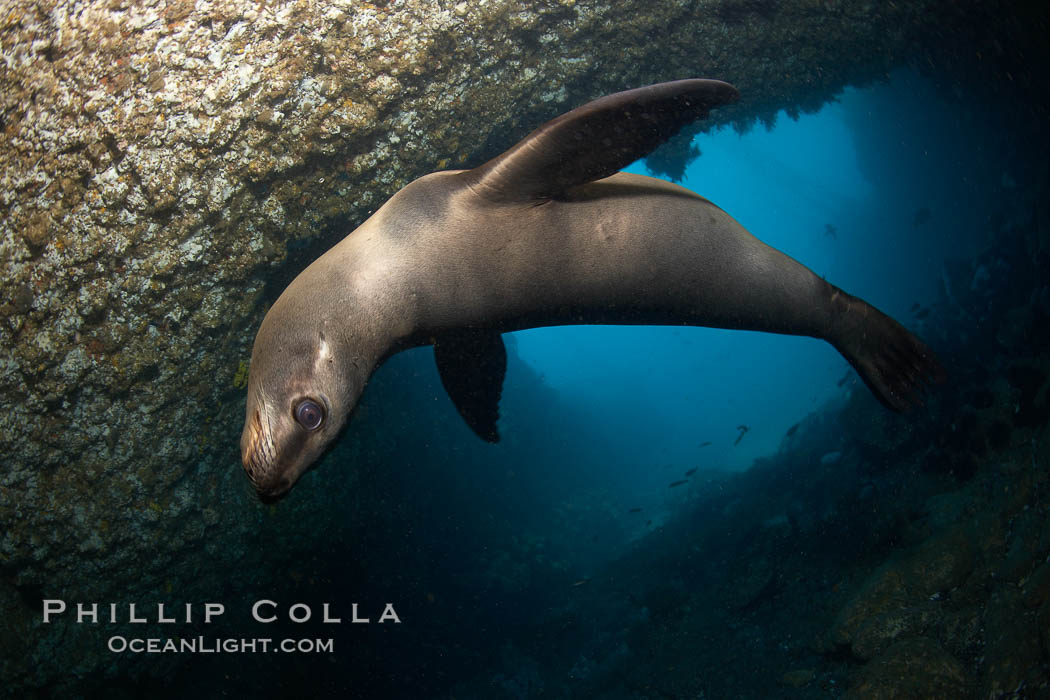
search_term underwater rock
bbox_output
[720,555,777,612]
[830,525,974,652]
[779,668,816,688]
[1039,597,1050,659]
[997,506,1050,582]
[830,566,910,649]
[1007,363,1049,428]
[0,581,36,673]
[981,587,1047,698]
[898,525,975,597]
[1022,561,1050,610]
[850,601,943,661]
[846,636,974,700]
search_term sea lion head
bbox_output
[239,288,365,503]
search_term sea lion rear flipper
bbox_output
[434,329,507,442]
[461,79,739,202]
[832,294,947,412]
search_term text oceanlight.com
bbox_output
[107,636,335,654]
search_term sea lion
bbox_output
[241,79,944,502]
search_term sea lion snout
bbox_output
[239,303,362,502]
[240,395,332,502]
[256,477,293,504]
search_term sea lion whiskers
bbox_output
[241,407,268,489]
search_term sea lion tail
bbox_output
[830,291,946,412]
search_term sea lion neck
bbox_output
[253,226,417,395]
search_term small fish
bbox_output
[668,480,688,488]
[824,223,837,239]
[734,425,750,446]
[698,441,712,448]
[592,534,598,542]
[645,520,652,526]
[685,467,697,476]
[572,579,590,587]
[629,507,642,513]
[785,423,799,437]
[914,308,930,319]
[836,371,851,387]
[910,302,921,312]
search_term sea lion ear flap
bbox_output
[460,78,740,202]
[433,329,507,443]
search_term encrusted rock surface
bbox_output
[846,636,975,700]
[0,0,1012,693]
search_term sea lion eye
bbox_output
[294,399,325,431]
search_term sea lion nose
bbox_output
[256,478,291,504]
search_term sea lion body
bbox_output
[346,171,835,341]
[242,80,943,502]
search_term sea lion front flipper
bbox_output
[461,79,739,202]
[433,329,507,443]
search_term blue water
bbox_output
[500,71,992,517]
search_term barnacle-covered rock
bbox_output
[846,636,974,700]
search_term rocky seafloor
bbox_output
[1,0,1048,696]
